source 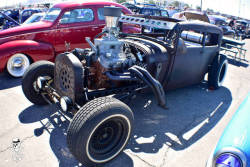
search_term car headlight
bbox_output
[60,96,72,112]
[215,153,242,167]
[212,147,246,167]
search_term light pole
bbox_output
[238,0,241,17]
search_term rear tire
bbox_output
[208,54,228,89]
[22,61,54,105]
[67,97,134,167]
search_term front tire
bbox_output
[22,61,54,105]
[208,54,228,89]
[67,97,134,167]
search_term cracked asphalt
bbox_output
[0,39,249,167]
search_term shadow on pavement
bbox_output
[19,104,79,167]
[18,83,232,166]
[19,104,134,167]
[0,72,21,90]
[127,83,232,153]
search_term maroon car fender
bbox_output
[0,40,55,72]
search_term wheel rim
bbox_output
[32,76,53,92]
[86,114,131,163]
[7,53,30,77]
[218,62,228,86]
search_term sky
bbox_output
[0,0,249,19]
[181,0,250,19]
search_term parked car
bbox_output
[0,8,44,30]
[246,21,250,38]
[138,7,169,17]
[172,10,210,22]
[4,9,20,21]
[209,15,235,38]
[167,9,179,17]
[121,2,139,12]
[19,9,43,23]
[234,19,248,39]
[22,12,45,25]
[0,10,5,26]
[0,9,20,27]
[123,3,169,17]
[206,92,250,167]
[22,7,227,167]
[0,1,140,77]
[0,10,20,30]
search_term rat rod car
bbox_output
[206,92,250,167]
[0,1,139,77]
[22,7,227,167]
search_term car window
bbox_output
[43,8,61,22]
[141,9,152,15]
[153,10,161,16]
[97,8,105,20]
[23,14,43,24]
[22,11,32,17]
[4,11,11,15]
[141,8,161,16]
[60,8,94,24]
[161,10,168,17]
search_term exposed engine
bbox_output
[94,31,137,70]
[87,34,139,89]
[80,7,144,89]
[54,6,169,108]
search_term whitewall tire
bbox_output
[7,53,30,77]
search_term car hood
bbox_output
[0,21,53,39]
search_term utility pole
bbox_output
[238,0,241,17]
[201,0,203,11]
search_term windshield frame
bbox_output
[42,7,61,22]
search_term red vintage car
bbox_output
[0,1,140,77]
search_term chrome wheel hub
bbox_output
[7,53,30,77]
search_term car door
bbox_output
[54,7,98,54]
[166,31,207,89]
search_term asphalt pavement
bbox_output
[0,39,249,167]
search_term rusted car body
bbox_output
[22,7,227,167]
[0,1,139,77]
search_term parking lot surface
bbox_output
[0,39,250,167]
